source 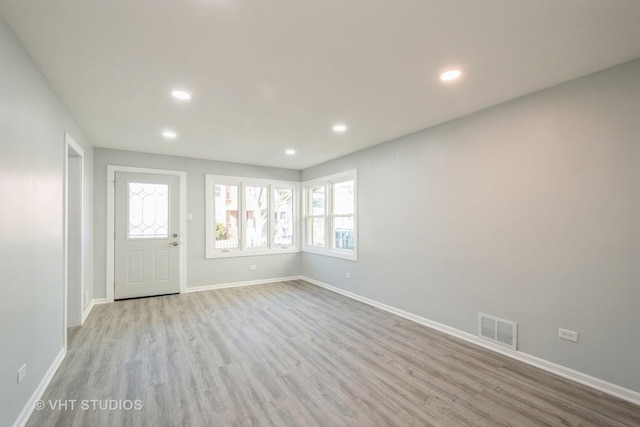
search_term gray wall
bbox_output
[0,17,94,427]
[93,149,301,298]
[302,59,640,393]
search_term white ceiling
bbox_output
[2,1,640,169]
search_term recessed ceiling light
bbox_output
[285,149,296,156]
[332,124,347,133]
[440,69,462,81]
[171,90,191,100]
[162,130,177,139]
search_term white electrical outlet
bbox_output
[345,273,351,279]
[249,265,257,271]
[17,364,26,384]
[558,328,579,342]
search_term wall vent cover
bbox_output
[478,313,517,350]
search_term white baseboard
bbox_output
[184,276,303,294]
[81,298,107,324]
[12,348,66,427]
[301,276,640,407]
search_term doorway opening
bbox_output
[64,133,84,349]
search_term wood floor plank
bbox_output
[27,280,640,426]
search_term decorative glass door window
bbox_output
[128,182,169,239]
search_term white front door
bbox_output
[114,172,181,300]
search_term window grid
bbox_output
[205,175,299,258]
[307,185,326,248]
[302,170,357,261]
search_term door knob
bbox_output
[171,242,179,246]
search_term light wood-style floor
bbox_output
[29,280,639,426]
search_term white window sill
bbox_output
[206,247,300,259]
[302,246,358,262]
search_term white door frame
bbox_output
[63,132,84,350]
[106,165,187,302]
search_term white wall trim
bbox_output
[63,132,84,350]
[301,276,640,407]
[81,300,95,324]
[184,276,303,294]
[12,348,66,427]
[80,298,108,324]
[105,165,187,302]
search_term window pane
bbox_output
[128,182,169,239]
[333,180,354,215]
[333,216,355,250]
[311,186,325,215]
[274,188,294,246]
[215,184,239,249]
[246,186,268,248]
[310,217,325,247]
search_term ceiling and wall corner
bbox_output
[0,0,639,169]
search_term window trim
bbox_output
[205,175,300,259]
[302,169,358,261]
